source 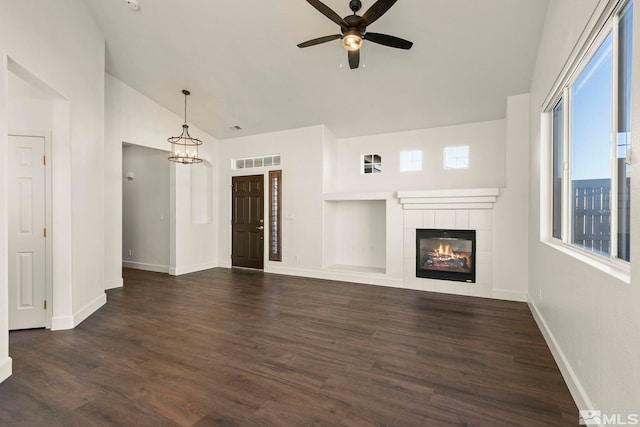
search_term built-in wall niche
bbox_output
[323,199,386,274]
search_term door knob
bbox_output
[256,226,264,230]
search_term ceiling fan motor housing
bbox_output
[343,15,366,34]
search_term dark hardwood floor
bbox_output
[0,268,577,426]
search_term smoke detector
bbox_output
[125,0,140,11]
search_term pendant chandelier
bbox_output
[168,89,203,164]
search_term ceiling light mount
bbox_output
[168,89,203,164]
[125,0,140,12]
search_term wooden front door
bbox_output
[231,175,264,269]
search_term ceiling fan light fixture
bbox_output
[342,31,363,51]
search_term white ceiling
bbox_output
[83,0,549,140]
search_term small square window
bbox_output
[444,145,469,169]
[362,153,382,174]
[401,150,423,171]
[236,159,245,169]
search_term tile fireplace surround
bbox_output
[399,188,501,300]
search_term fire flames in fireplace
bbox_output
[424,243,469,271]
[416,229,476,283]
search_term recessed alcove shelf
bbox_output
[323,193,392,275]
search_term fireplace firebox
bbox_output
[416,229,476,283]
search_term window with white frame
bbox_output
[444,145,469,169]
[400,150,422,171]
[549,0,632,262]
[362,154,382,174]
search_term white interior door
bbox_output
[8,135,46,330]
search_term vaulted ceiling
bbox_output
[83,0,549,139]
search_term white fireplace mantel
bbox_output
[397,188,500,210]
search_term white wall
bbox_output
[217,107,528,299]
[122,145,170,272]
[0,0,106,363]
[332,119,506,193]
[218,125,325,273]
[8,73,52,131]
[493,94,530,300]
[528,0,640,411]
[332,200,386,270]
[104,74,218,281]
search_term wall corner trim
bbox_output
[528,297,594,411]
[72,293,107,328]
[50,315,74,331]
[104,277,124,290]
[0,357,12,383]
[50,293,106,331]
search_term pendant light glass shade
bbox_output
[168,89,203,164]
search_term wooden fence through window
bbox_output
[572,178,630,256]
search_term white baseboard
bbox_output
[264,265,405,288]
[104,277,123,290]
[226,263,529,301]
[73,293,107,327]
[0,356,12,383]
[170,261,218,276]
[51,315,74,331]
[528,297,592,411]
[122,261,169,274]
[51,292,106,331]
[492,288,527,302]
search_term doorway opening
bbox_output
[6,59,68,330]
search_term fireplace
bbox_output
[416,229,476,283]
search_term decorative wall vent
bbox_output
[233,154,281,170]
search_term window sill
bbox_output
[541,239,630,284]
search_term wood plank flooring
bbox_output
[0,268,578,426]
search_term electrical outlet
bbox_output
[128,249,132,256]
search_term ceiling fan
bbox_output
[297,0,413,69]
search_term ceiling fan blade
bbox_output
[365,32,413,49]
[348,49,360,69]
[306,0,348,27]
[362,0,398,26]
[297,34,342,48]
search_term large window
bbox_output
[550,0,632,262]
